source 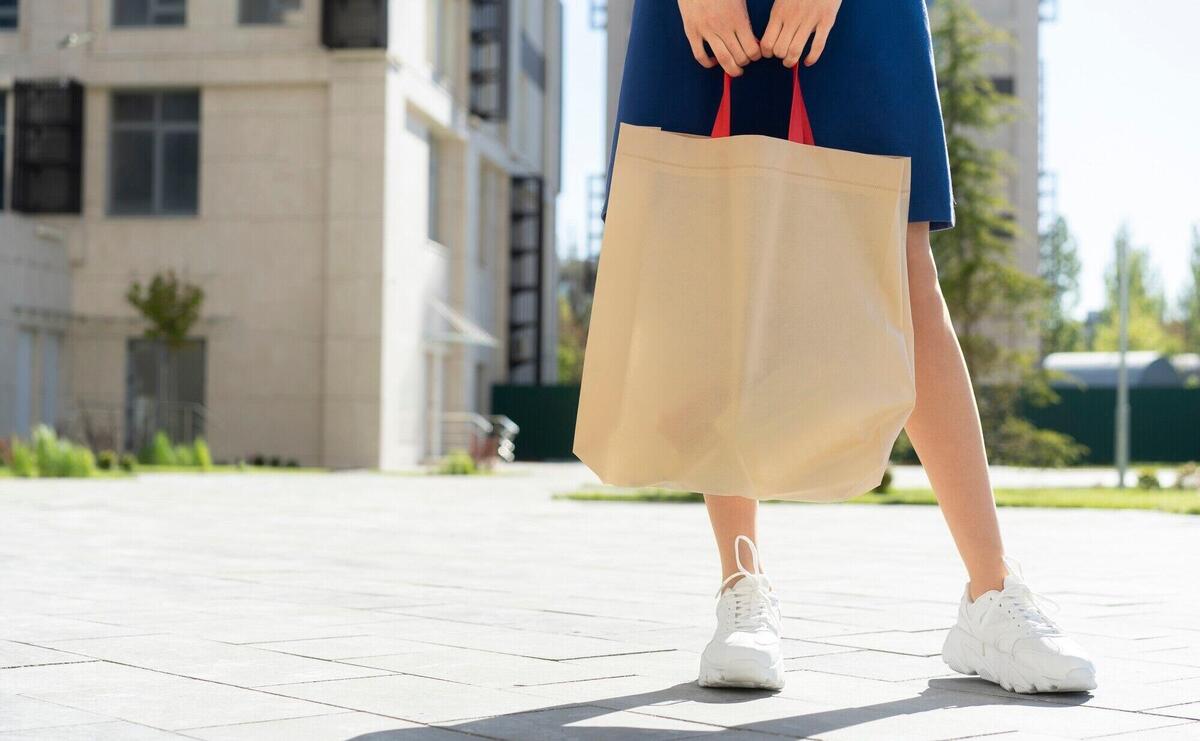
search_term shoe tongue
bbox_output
[732,573,770,593]
[1002,573,1027,591]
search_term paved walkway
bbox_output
[1,463,1198,740]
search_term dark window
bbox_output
[0,0,18,29]
[110,90,200,215]
[0,93,6,208]
[470,0,509,121]
[991,76,1015,95]
[520,32,545,90]
[321,0,387,48]
[125,338,207,450]
[113,0,187,27]
[240,0,301,24]
[12,79,85,214]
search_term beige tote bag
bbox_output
[574,68,915,502]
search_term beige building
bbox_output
[0,0,562,468]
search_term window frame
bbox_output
[239,0,301,25]
[112,0,187,28]
[0,91,7,210]
[108,89,201,217]
[0,0,18,30]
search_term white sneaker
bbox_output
[942,558,1097,694]
[697,535,785,690]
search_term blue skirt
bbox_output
[604,0,955,231]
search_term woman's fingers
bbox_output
[804,21,833,66]
[733,20,762,62]
[685,25,716,68]
[759,16,784,58]
[706,34,744,76]
[782,19,816,68]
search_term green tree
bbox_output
[1038,216,1085,353]
[126,271,205,349]
[1179,225,1200,353]
[1092,226,1180,353]
[126,271,206,443]
[930,0,1076,464]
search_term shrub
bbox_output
[1136,467,1161,490]
[173,443,196,467]
[32,425,69,477]
[285,458,299,468]
[992,417,1088,468]
[251,454,265,466]
[97,450,118,471]
[889,430,918,464]
[64,447,96,478]
[1174,462,1198,491]
[436,449,477,475]
[142,431,177,466]
[193,438,213,470]
[119,453,137,472]
[268,456,282,467]
[10,440,37,477]
[872,468,894,494]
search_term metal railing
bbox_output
[438,411,520,465]
[60,399,213,454]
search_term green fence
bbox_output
[493,384,1200,464]
[491,384,581,461]
[1023,387,1200,464]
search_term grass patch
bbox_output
[555,487,1200,515]
[135,464,328,474]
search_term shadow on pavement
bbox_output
[346,676,1093,739]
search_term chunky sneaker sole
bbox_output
[698,653,785,690]
[942,625,1097,694]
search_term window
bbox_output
[427,133,441,242]
[0,92,6,209]
[0,0,18,30]
[240,0,301,24]
[113,0,186,27]
[110,91,200,216]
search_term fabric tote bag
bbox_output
[573,67,915,502]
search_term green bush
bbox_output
[119,453,137,472]
[1137,467,1161,490]
[96,450,118,471]
[1175,462,1198,491]
[193,438,213,470]
[10,439,37,477]
[16,426,96,478]
[65,446,96,478]
[140,431,178,466]
[872,468,894,494]
[992,417,1088,468]
[173,443,196,467]
[436,449,477,475]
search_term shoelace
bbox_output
[998,555,1063,637]
[716,535,778,632]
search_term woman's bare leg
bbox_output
[903,222,1007,600]
[704,494,759,585]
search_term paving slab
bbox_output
[0,463,1197,740]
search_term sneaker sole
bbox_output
[941,625,1097,694]
[697,656,785,690]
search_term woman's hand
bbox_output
[678,0,761,77]
[760,0,842,68]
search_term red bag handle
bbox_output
[710,64,814,146]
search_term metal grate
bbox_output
[508,176,544,384]
[12,79,84,214]
[469,0,509,121]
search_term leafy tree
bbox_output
[930,0,1077,465]
[126,271,205,349]
[126,272,206,443]
[1180,225,1200,353]
[1038,216,1085,353]
[1092,226,1180,353]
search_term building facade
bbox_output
[0,0,562,468]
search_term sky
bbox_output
[556,0,1200,319]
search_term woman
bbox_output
[603,0,1097,694]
